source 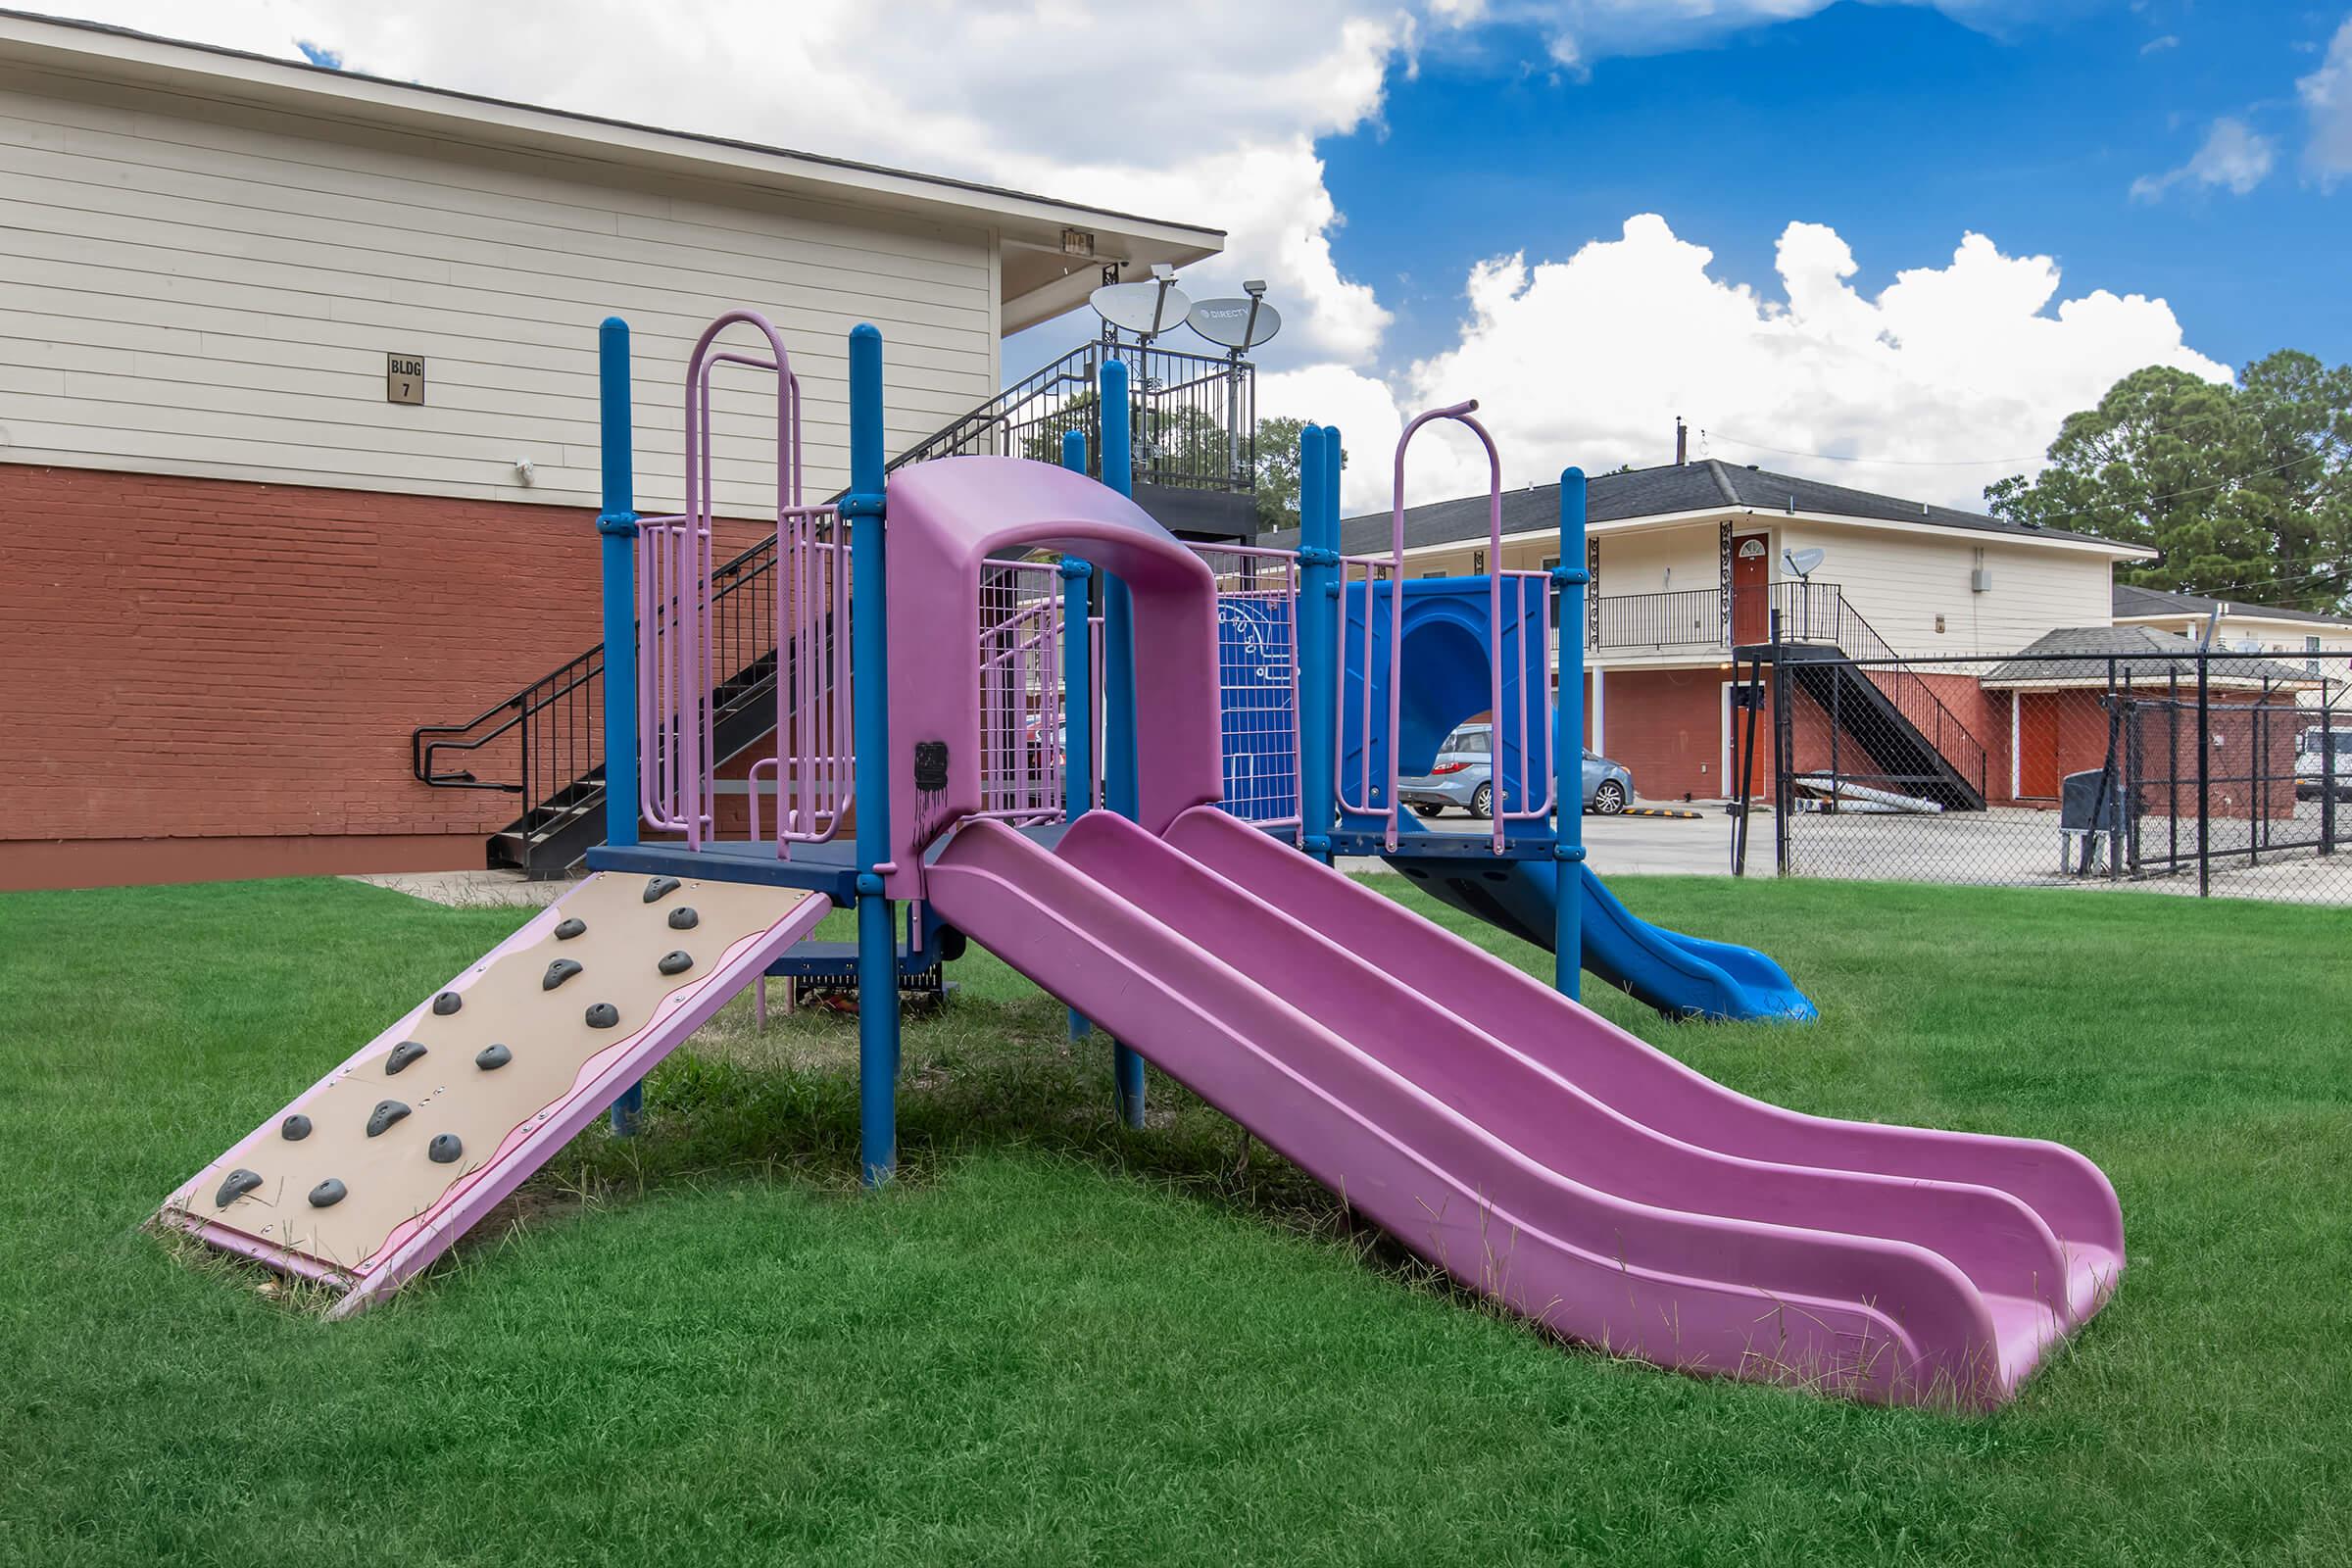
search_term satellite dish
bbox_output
[1784,547,1826,578]
[1090,278,1191,340]
[1187,297,1282,352]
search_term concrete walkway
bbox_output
[345,869,578,908]
[1347,804,1740,877]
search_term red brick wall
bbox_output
[1593,666,1734,801]
[0,465,766,888]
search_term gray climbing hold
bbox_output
[280,1114,312,1141]
[657,950,694,977]
[432,991,463,1016]
[475,1043,512,1070]
[555,916,587,940]
[386,1041,427,1075]
[643,876,681,904]
[667,906,699,931]
[215,1168,262,1207]
[427,1134,464,1165]
[585,1002,619,1029]
[366,1100,411,1138]
[308,1179,346,1208]
[543,957,583,991]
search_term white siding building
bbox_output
[0,14,1223,889]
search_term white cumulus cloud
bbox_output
[1282,216,2229,514]
[2130,117,2277,201]
[2300,16,2352,188]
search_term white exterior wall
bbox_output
[2118,612,2352,660]
[1595,522,1720,595]
[0,59,1001,515]
[1777,520,2115,660]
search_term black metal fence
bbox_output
[1730,645,2352,905]
[895,338,1255,494]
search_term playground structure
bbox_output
[159,309,2124,1405]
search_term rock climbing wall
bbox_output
[157,871,828,1313]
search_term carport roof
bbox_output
[1980,626,2322,691]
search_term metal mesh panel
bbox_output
[975,559,1068,825]
[1738,647,2352,906]
[1193,546,1303,828]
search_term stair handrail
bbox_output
[1811,588,1990,796]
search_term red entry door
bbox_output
[2018,694,2061,798]
[1730,533,1771,645]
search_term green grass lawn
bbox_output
[3,871,2348,1566]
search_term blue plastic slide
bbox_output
[1383,815,1816,1022]
[1337,576,1814,1022]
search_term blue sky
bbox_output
[1322,2,2347,374]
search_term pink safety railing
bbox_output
[1494,566,1559,839]
[1344,400,1550,853]
[641,310,803,850]
[771,502,853,849]
[641,309,857,857]
[1087,612,1105,811]
[974,558,1068,826]
[636,501,708,845]
[1190,543,1304,832]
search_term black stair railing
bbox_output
[897,337,1256,492]
[1777,584,1988,799]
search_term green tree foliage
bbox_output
[1985,352,2352,612]
[1253,416,1310,532]
[1020,389,1241,489]
[1250,416,1351,533]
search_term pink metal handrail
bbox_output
[1339,401,1508,852]
[640,310,804,850]
[1494,566,1559,833]
[773,507,853,852]
[636,509,699,839]
[1089,612,1105,810]
[974,559,1066,826]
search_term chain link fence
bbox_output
[1730,645,2352,905]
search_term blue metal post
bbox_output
[1097,358,1146,1127]
[1058,427,1095,1043]
[1296,424,1337,863]
[847,323,902,1184]
[1552,467,1590,1001]
[597,318,647,1137]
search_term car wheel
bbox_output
[1591,779,1628,815]
[1470,782,1494,820]
[1410,802,1445,818]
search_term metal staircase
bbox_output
[413,338,1256,877]
[1745,583,1990,810]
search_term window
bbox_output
[1421,570,1446,579]
[1543,556,1562,627]
[1443,726,1493,758]
[2309,635,2324,678]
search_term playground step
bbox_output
[155,870,829,1315]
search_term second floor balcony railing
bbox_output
[1590,581,1845,653]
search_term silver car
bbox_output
[1397,722,1634,818]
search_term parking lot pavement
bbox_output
[1336,799,2352,904]
[1348,803,1738,877]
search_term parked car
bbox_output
[2295,724,2352,801]
[1397,722,1634,818]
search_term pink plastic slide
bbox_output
[925,805,2123,1407]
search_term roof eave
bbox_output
[0,10,1226,265]
[1377,504,2155,561]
